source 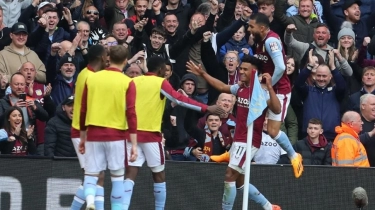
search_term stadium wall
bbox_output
[0,156,374,210]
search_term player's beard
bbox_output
[253,32,262,44]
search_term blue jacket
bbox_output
[295,68,346,141]
[219,38,253,62]
[348,88,375,113]
[32,26,77,64]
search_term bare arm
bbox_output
[186,61,231,93]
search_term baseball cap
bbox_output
[62,95,74,105]
[342,0,362,11]
[38,1,53,11]
[11,22,28,34]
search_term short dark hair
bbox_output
[87,45,106,63]
[249,13,270,28]
[151,26,167,39]
[163,13,177,22]
[109,45,128,65]
[241,55,263,70]
[44,7,59,15]
[205,113,220,121]
[257,0,275,6]
[147,56,166,73]
[308,118,323,127]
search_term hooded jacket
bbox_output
[165,73,201,150]
[0,46,46,83]
[44,105,75,157]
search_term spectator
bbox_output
[0,22,46,83]
[184,113,228,162]
[253,117,286,164]
[295,50,346,142]
[0,0,32,28]
[0,74,8,98]
[278,118,332,165]
[47,54,77,106]
[164,61,180,91]
[81,5,108,45]
[357,37,375,68]
[358,94,375,167]
[18,1,54,34]
[0,6,11,50]
[257,0,286,48]
[44,95,75,157]
[285,23,353,76]
[112,21,133,47]
[348,66,375,113]
[331,111,370,167]
[160,0,197,32]
[286,0,323,23]
[165,73,200,161]
[274,0,319,59]
[0,107,36,155]
[321,0,375,48]
[219,25,253,61]
[124,63,143,78]
[17,62,54,155]
[105,0,135,31]
[31,7,77,64]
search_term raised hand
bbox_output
[203,31,212,42]
[285,24,297,34]
[186,61,205,76]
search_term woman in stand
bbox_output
[0,107,36,155]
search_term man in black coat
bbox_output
[44,96,75,157]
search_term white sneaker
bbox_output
[86,204,95,210]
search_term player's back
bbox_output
[133,74,166,132]
[72,67,95,130]
[85,68,132,131]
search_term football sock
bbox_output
[154,182,166,210]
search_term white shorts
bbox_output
[84,140,126,174]
[72,138,85,169]
[267,92,291,122]
[228,142,259,174]
[127,141,165,168]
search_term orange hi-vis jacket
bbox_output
[331,123,370,167]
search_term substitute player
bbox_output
[79,45,138,210]
[123,56,226,210]
[187,53,281,210]
[71,45,108,210]
[248,13,303,178]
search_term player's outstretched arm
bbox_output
[186,61,231,94]
[263,73,281,114]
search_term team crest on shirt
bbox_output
[35,89,43,96]
[269,42,280,53]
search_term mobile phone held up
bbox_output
[19,93,26,101]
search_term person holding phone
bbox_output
[0,72,49,135]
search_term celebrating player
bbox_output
[247,12,303,178]
[123,56,226,210]
[79,45,138,210]
[70,45,107,210]
[187,54,281,210]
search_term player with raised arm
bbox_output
[70,45,107,210]
[123,56,226,210]
[187,51,281,209]
[248,12,303,178]
[79,45,138,210]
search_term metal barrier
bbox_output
[0,156,374,210]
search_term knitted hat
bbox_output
[59,55,74,70]
[337,21,355,40]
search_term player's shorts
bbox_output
[84,140,125,174]
[72,138,85,169]
[267,92,291,122]
[126,141,165,168]
[228,142,259,174]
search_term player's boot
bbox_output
[210,151,230,162]
[290,153,304,178]
[272,204,282,210]
[85,204,95,210]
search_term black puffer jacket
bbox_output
[44,105,75,157]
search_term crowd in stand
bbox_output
[0,0,375,168]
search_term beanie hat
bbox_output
[59,55,74,70]
[337,21,355,40]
